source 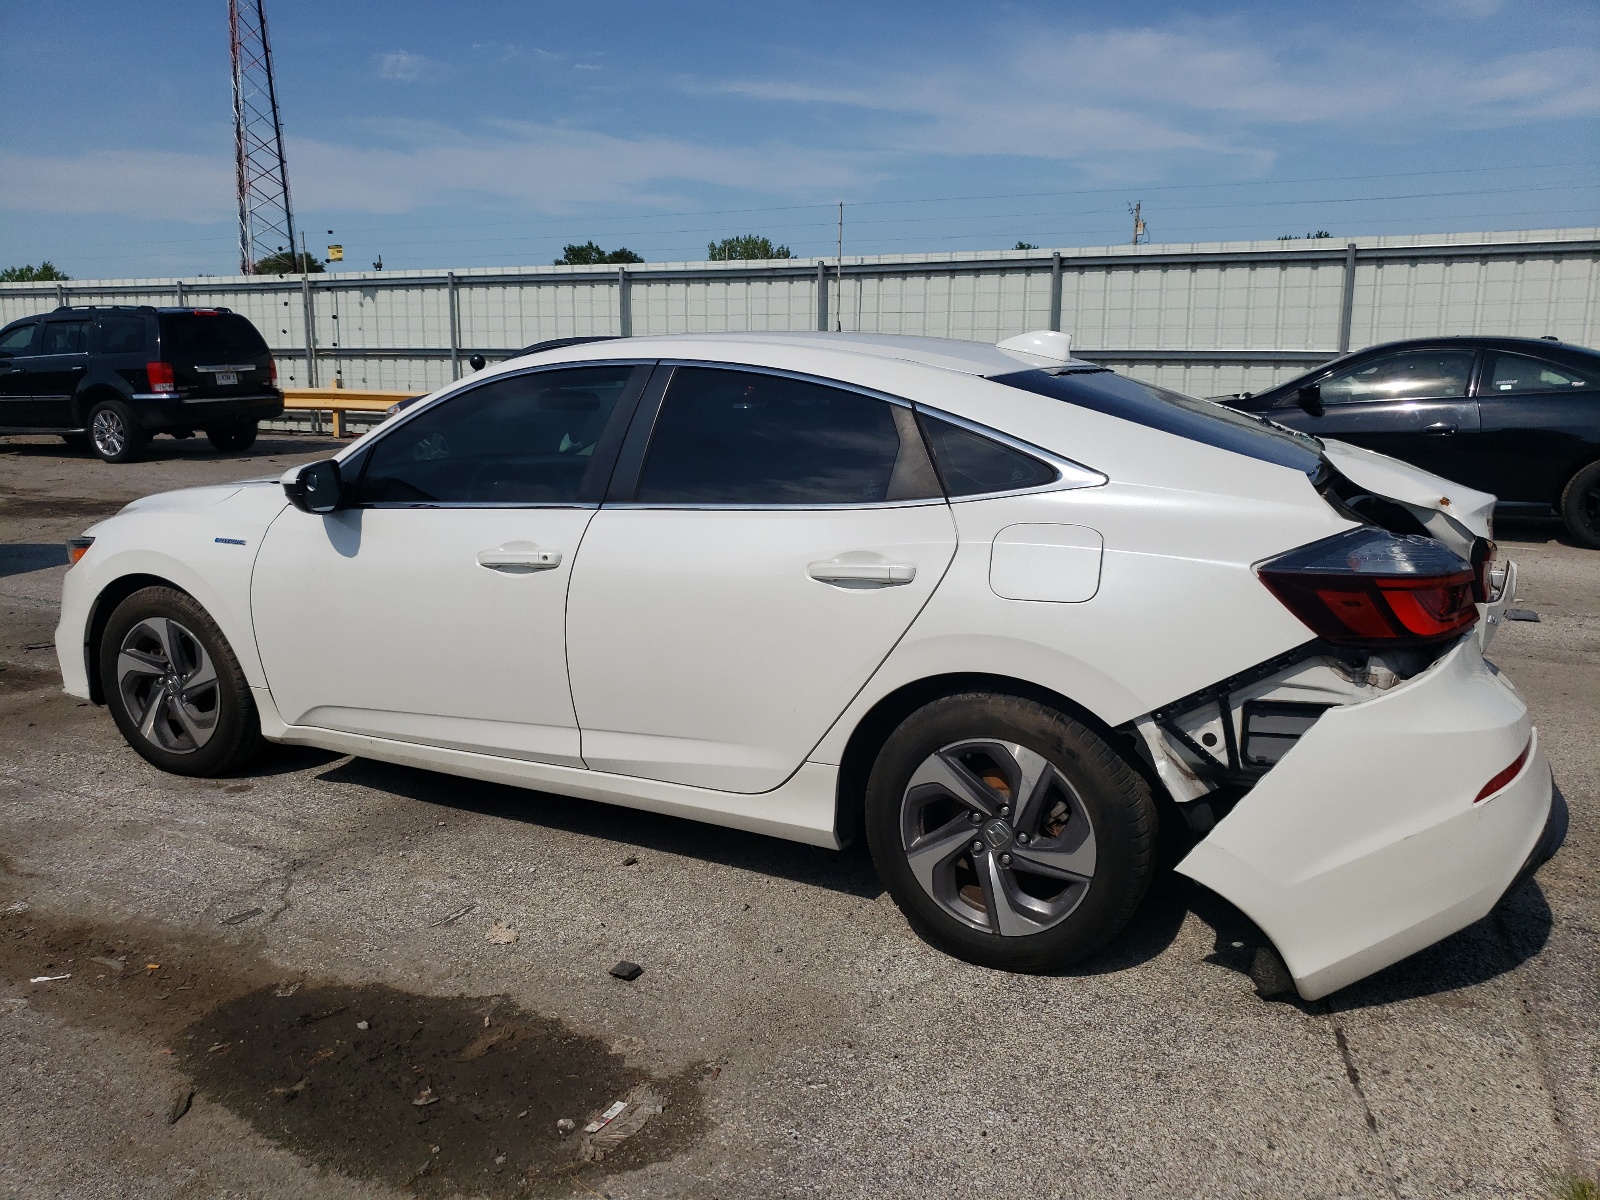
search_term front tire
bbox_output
[865,693,1157,973]
[99,586,264,777]
[206,422,259,453]
[87,399,148,463]
[1559,460,1600,550]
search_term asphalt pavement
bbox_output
[1,431,1595,1199]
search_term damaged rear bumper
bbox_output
[1175,637,1553,1001]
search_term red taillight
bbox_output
[1258,528,1479,647]
[1475,737,1532,802]
[269,357,278,384]
[147,361,176,393]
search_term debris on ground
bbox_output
[221,907,264,926]
[356,1020,369,1030]
[168,1089,194,1125]
[430,904,475,927]
[29,974,70,983]
[485,922,518,945]
[1505,609,1541,622]
[609,961,643,981]
[556,1118,575,1135]
[622,856,639,866]
[274,981,300,998]
[413,1087,439,1107]
[579,1084,666,1162]
[0,901,28,915]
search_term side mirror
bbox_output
[1295,383,1324,418]
[469,353,486,371]
[281,459,345,514]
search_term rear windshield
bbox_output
[159,313,269,361]
[992,368,1325,476]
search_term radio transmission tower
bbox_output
[230,0,297,275]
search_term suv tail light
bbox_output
[147,361,176,393]
[269,357,278,385]
[1257,528,1478,647]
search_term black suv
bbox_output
[0,305,284,462]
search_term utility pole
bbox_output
[231,0,297,275]
[1128,201,1146,246]
[835,201,844,332]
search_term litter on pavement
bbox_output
[609,961,643,981]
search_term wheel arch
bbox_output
[832,671,1155,848]
[84,572,189,704]
[73,383,129,429]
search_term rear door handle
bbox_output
[1421,422,1457,436]
[808,559,916,586]
[476,545,562,572]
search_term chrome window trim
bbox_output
[612,358,1107,511]
[355,501,600,511]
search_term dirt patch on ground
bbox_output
[0,906,705,1197]
[183,983,701,1196]
[0,658,60,693]
[0,492,133,521]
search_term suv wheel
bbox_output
[1559,460,1600,550]
[99,587,264,777]
[865,693,1157,973]
[88,399,148,464]
[206,422,258,453]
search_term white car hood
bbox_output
[1320,438,1495,541]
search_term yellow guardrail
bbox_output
[281,387,423,437]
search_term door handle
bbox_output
[808,559,916,586]
[476,545,562,572]
[1421,422,1457,436]
[70,365,86,372]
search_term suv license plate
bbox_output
[216,372,238,386]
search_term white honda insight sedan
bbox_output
[56,330,1562,1000]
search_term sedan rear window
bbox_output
[159,313,268,361]
[636,368,915,505]
[992,368,1324,476]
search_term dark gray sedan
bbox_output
[1225,336,1600,547]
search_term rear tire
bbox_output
[87,399,147,464]
[206,422,259,453]
[1559,460,1600,550]
[864,692,1157,973]
[98,586,264,777]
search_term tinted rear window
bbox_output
[159,313,268,361]
[100,315,149,355]
[992,368,1324,476]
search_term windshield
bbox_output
[991,367,1325,476]
[159,313,268,361]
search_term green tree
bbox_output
[707,235,792,261]
[252,250,325,274]
[1013,242,1039,251]
[555,241,644,265]
[1277,231,1333,241]
[0,262,71,282]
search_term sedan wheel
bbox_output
[116,617,221,754]
[866,693,1156,972]
[1560,460,1600,550]
[100,586,263,776]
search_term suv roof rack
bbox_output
[51,304,159,313]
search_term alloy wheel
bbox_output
[92,409,127,458]
[899,738,1098,936]
[115,617,221,754]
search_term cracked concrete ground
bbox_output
[1,431,1596,1199]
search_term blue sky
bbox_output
[2,0,1596,278]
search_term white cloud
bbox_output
[711,22,1600,171]
[377,50,443,83]
[0,126,876,222]
[0,149,233,222]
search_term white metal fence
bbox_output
[4,227,1596,400]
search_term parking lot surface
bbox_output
[1,431,1596,1199]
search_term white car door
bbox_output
[252,363,649,766]
[565,365,958,794]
